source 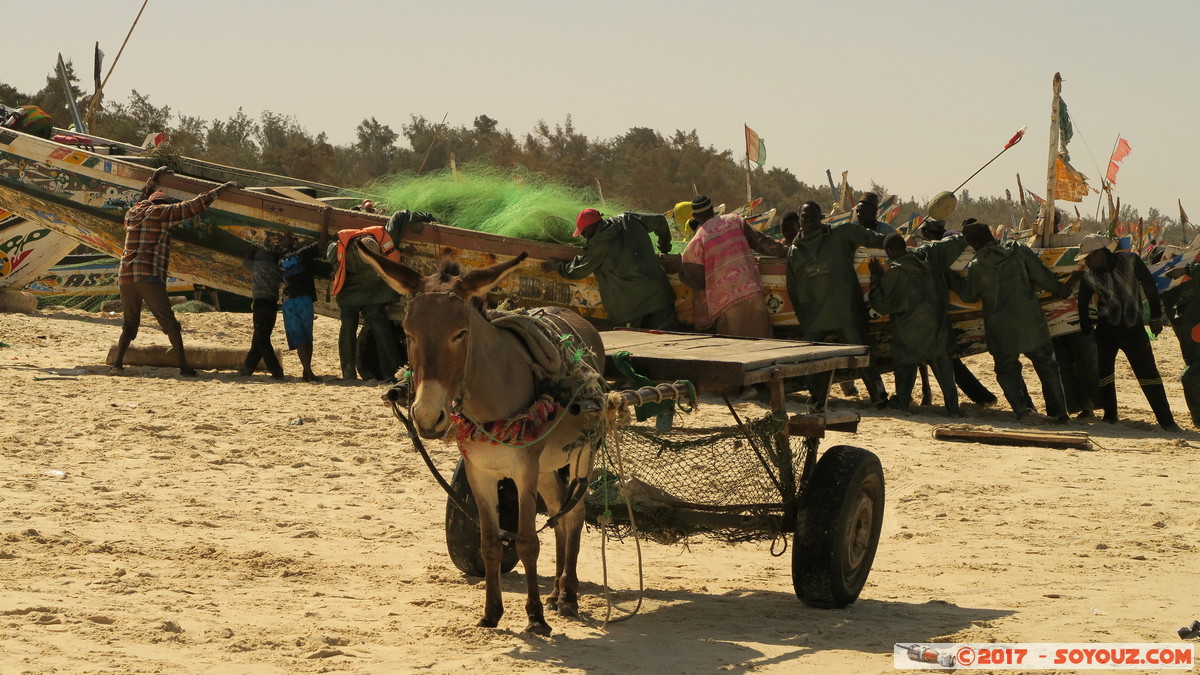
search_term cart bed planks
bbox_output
[600,330,869,391]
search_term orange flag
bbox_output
[1106,137,1132,184]
[1055,156,1091,202]
[1111,137,1132,162]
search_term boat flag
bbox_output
[881,202,900,223]
[1054,155,1091,202]
[1112,137,1132,162]
[836,171,854,214]
[1058,99,1074,155]
[1004,126,1027,149]
[1180,199,1191,244]
[745,125,766,166]
[93,42,104,95]
[1105,137,1132,185]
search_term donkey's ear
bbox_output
[454,252,528,299]
[355,239,423,295]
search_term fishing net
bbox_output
[361,164,638,244]
[587,412,807,545]
[173,300,217,313]
[36,293,117,313]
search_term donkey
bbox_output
[357,243,604,635]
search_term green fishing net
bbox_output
[36,293,116,313]
[360,165,640,244]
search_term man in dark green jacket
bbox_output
[1165,263,1200,427]
[787,201,889,409]
[868,232,969,416]
[954,221,1070,421]
[1079,235,1178,431]
[545,209,678,330]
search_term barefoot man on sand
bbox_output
[111,167,235,376]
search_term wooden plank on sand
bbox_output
[932,425,1092,450]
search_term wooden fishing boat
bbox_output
[0,123,1087,366]
[0,209,79,290]
[22,252,192,298]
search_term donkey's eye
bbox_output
[452,329,468,343]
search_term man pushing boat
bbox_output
[111,168,236,377]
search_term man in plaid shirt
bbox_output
[112,167,235,376]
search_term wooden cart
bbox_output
[443,330,885,609]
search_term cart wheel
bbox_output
[445,458,520,577]
[792,445,884,608]
[355,322,407,381]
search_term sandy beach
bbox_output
[1,307,1198,674]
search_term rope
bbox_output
[598,397,646,627]
[391,361,603,537]
[85,0,149,128]
[721,394,785,497]
[454,379,593,448]
[388,397,477,525]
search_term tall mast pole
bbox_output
[1041,73,1062,248]
[744,155,753,204]
[1016,173,1030,222]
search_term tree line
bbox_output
[6,61,1184,242]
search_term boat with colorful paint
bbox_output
[0,122,1090,366]
[22,252,192,298]
[0,209,79,290]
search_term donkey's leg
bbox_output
[465,464,504,628]
[552,448,592,618]
[537,470,568,612]
[515,454,550,635]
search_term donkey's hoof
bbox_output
[545,595,559,611]
[476,616,500,629]
[523,619,552,636]
[556,601,578,617]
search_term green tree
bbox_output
[92,90,171,144]
[354,116,399,180]
[205,109,260,169]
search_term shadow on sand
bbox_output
[479,577,1012,673]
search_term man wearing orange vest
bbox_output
[326,226,402,380]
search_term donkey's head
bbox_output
[356,240,528,438]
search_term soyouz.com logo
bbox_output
[894,643,1194,669]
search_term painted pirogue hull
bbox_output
[0,126,1083,364]
[22,254,192,297]
[0,210,79,290]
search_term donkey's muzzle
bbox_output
[416,409,449,439]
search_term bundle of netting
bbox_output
[362,165,638,244]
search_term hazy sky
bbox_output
[8,1,1199,219]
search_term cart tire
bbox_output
[355,322,407,381]
[444,458,520,577]
[792,445,884,608]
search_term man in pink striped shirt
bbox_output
[679,195,786,337]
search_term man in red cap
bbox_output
[111,167,236,376]
[543,208,678,329]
